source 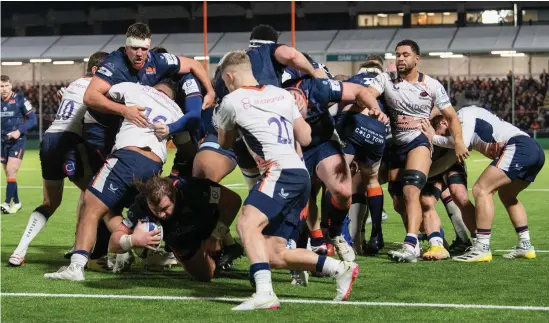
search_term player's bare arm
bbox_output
[340,82,388,123]
[84,77,148,127]
[274,46,326,79]
[293,117,312,147]
[440,107,469,163]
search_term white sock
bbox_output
[348,203,368,247]
[71,253,88,268]
[241,170,260,190]
[428,236,444,247]
[320,257,344,277]
[444,200,470,242]
[254,270,274,295]
[518,230,531,248]
[476,234,491,251]
[14,211,48,256]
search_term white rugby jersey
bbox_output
[108,82,184,163]
[371,72,451,145]
[46,77,91,135]
[432,105,528,156]
[216,85,306,174]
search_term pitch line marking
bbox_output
[1,292,548,311]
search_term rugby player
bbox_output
[217,51,359,310]
[366,39,468,263]
[108,175,242,282]
[424,105,545,262]
[8,52,108,266]
[44,78,189,280]
[1,75,37,214]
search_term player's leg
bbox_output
[361,161,385,255]
[389,144,431,263]
[316,149,354,261]
[498,180,536,259]
[348,167,368,255]
[9,179,64,265]
[420,181,450,261]
[441,188,472,254]
[446,169,476,235]
[181,245,217,282]
[453,166,510,262]
[3,155,24,214]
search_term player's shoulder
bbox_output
[13,92,27,102]
[423,73,444,87]
[68,77,92,89]
[151,51,179,66]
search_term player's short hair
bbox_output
[367,55,384,65]
[250,24,279,43]
[1,75,10,83]
[86,51,109,73]
[431,115,446,130]
[126,22,152,40]
[333,74,349,81]
[220,50,251,73]
[396,39,420,56]
[358,61,384,75]
[135,175,176,206]
[151,46,168,54]
[155,78,178,99]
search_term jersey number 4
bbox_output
[144,107,167,123]
[268,116,292,144]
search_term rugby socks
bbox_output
[367,187,384,238]
[403,233,418,252]
[475,228,491,251]
[90,220,111,259]
[316,255,344,277]
[13,208,50,256]
[241,169,260,190]
[348,193,367,247]
[5,178,17,204]
[71,250,89,268]
[325,191,351,238]
[249,263,274,295]
[309,229,325,246]
[515,225,531,248]
[443,196,469,242]
[13,180,19,204]
[427,231,444,247]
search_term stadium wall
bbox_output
[4,56,548,83]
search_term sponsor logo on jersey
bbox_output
[209,187,221,204]
[328,80,341,92]
[145,66,156,75]
[182,79,200,95]
[278,188,289,199]
[162,53,178,66]
[420,91,428,97]
[98,67,113,77]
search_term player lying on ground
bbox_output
[108,175,241,281]
[44,78,190,281]
[9,52,108,266]
[216,51,359,311]
[423,104,545,262]
[1,75,37,214]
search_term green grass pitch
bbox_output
[1,149,549,322]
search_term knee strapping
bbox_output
[403,170,427,190]
[447,173,467,187]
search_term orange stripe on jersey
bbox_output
[258,167,272,192]
[17,149,22,159]
[299,204,309,220]
[172,179,180,187]
[241,85,266,91]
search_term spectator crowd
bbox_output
[11,72,549,136]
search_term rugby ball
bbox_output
[133,219,163,259]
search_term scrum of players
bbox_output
[3,22,544,310]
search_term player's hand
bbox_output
[369,109,389,124]
[56,87,67,103]
[454,141,470,164]
[420,119,436,141]
[131,221,162,250]
[7,130,21,140]
[202,91,215,110]
[123,105,149,128]
[202,235,222,255]
[153,122,170,140]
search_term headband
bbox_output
[125,37,151,48]
[358,67,383,75]
[249,39,275,48]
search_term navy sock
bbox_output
[13,181,19,203]
[515,225,528,233]
[5,179,16,204]
[367,187,384,238]
[324,191,350,237]
[315,256,327,272]
[249,262,270,287]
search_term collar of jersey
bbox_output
[1,92,14,101]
